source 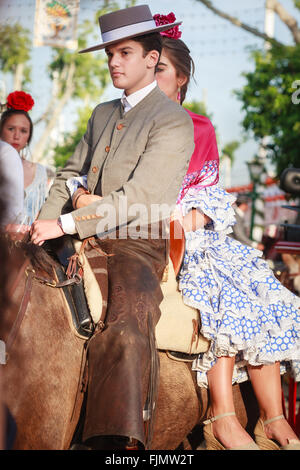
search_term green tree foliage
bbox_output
[53,106,93,168]
[235,44,300,176]
[184,100,239,164]
[221,140,240,165]
[34,16,113,162]
[48,20,110,102]
[0,1,136,162]
[0,23,30,72]
[48,0,136,165]
[196,0,300,176]
[0,23,31,90]
[184,99,213,119]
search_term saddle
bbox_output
[46,220,210,357]
[44,236,94,339]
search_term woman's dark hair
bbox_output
[0,108,33,145]
[161,36,195,104]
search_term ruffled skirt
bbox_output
[179,229,300,388]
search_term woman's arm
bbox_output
[71,187,102,209]
[182,208,211,232]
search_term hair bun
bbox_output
[6,91,34,112]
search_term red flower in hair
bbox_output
[153,12,182,39]
[6,91,34,112]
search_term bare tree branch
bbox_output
[13,63,24,90]
[33,62,76,162]
[195,0,285,46]
[267,0,300,43]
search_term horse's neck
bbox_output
[6,245,28,296]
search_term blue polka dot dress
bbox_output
[177,162,300,388]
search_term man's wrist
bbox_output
[57,216,65,234]
[59,213,77,235]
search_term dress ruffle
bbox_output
[66,175,88,196]
[178,187,300,388]
[24,163,48,225]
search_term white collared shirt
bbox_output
[121,80,157,112]
[60,80,157,234]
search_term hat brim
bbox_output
[78,21,182,54]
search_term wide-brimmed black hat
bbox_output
[79,4,181,54]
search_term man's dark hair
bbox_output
[132,32,162,65]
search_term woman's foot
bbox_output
[263,415,300,447]
[209,413,255,449]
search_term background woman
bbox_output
[0,140,24,227]
[0,91,48,225]
[154,13,300,451]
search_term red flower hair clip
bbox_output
[6,91,34,112]
[153,12,182,40]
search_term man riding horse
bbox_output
[30,5,194,450]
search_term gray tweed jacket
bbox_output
[39,86,194,239]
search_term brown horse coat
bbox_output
[1,241,259,450]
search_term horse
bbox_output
[0,235,259,450]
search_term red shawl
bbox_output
[177,109,219,203]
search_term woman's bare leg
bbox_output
[207,356,254,448]
[247,362,299,446]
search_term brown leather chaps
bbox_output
[82,232,168,448]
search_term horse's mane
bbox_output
[4,235,59,277]
[22,240,59,275]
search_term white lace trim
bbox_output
[66,175,88,196]
[178,230,300,387]
[182,232,300,307]
[176,181,300,388]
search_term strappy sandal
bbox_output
[203,412,260,450]
[254,415,300,450]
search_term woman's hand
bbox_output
[75,193,102,209]
[72,187,102,209]
[182,208,211,232]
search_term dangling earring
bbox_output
[20,144,29,160]
[177,87,181,104]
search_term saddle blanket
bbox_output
[73,240,209,355]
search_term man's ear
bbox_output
[146,50,160,69]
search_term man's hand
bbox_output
[30,219,64,246]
